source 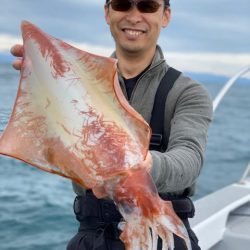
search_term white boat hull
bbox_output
[190,164,250,250]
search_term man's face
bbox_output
[105,0,170,55]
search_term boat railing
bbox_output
[191,66,250,250]
[212,65,250,112]
[239,162,250,185]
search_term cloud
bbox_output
[0,0,110,46]
[0,0,249,54]
[165,52,250,79]
[62,0,103,6]
[1,33,249,80]
[0,34,22,50]
[163,0,250,54]
[0,0,249,79]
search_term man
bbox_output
[11,0,213,249]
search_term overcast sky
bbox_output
[0,0,249,78]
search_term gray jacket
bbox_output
[73,45,213,197]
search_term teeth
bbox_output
[125,29,142,36]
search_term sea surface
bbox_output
[0,63,249,250]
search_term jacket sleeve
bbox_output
[150,77,213,195]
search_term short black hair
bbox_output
[105,0,170,6]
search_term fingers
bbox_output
[135,151,152,172]
[10,44,24,70]
[144,151,152,172]
[10,44,23,57]
[145,151,152,163]
[130,152,152,172]
[12,59,23,70]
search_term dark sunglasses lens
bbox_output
[110,1,131,11]
[138,1,160,13]
[110,0,161,13]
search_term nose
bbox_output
[125,4,143,24]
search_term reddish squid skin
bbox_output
[0,21,191,250]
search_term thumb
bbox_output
[143,151,152,172]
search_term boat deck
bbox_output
[211,201,250,250]
[190,182,250,250]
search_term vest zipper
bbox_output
[128,60,166,104]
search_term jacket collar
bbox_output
[110,45,165,72]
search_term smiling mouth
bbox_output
[122,28,146,37]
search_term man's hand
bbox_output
[143,151,153,172]
[10,44,23,70]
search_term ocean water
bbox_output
[0,63,249,250]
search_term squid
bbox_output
[0,21,191,250]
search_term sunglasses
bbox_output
[106,0,165,13]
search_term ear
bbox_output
[104,4,111,25]
[162,7,171,28]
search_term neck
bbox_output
[116,46,156,79]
